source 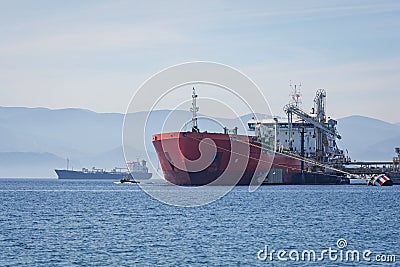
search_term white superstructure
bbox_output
[248,87,346,169]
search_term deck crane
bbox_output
[284,89,341,163]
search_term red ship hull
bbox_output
[152,132,302,185]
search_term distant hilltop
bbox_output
[0,106,399,177]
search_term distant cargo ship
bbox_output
[55,160,152,180]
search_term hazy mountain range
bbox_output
[0,106,399,177]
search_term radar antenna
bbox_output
[289,80,302,108]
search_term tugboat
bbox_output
[114,175,140,184]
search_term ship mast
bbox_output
[314,89,327,162]
[190,87,199,132]
[287,82,302,150]
[289,81,302,108]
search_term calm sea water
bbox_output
[0,179,399,266]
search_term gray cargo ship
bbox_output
[55,159,152,180]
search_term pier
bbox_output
[341,148,400,178]
[342,161,398,176]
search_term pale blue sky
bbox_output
[1,0,399,122]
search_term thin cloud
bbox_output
[223,2,400,21]
[0,21,187,56]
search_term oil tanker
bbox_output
[152,86,350,186]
